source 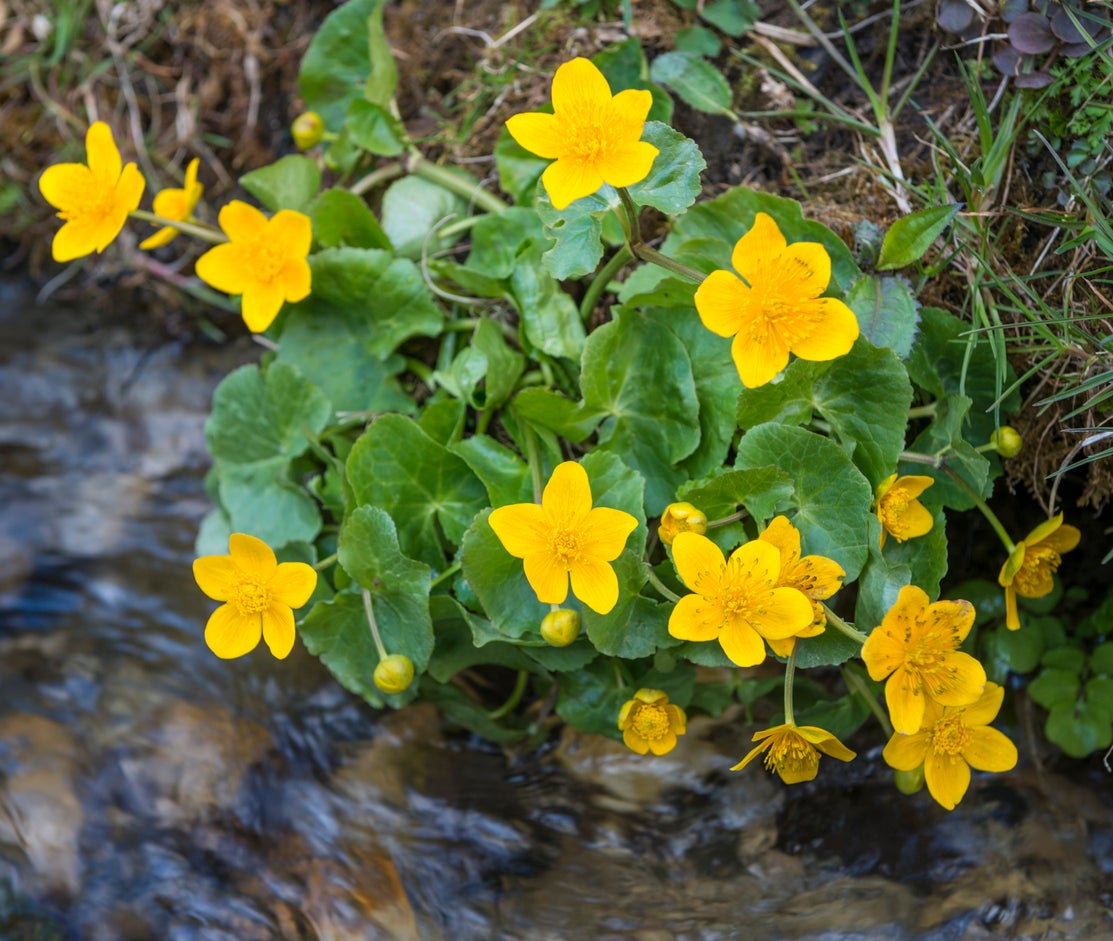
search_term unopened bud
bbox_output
[658,501,708,546]
[540,609,581,647]
[374,653,414,694]
[893,765,925,795]
[291,111,325,150]
[990,425,1022,458]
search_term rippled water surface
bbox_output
[2,279,1112,940]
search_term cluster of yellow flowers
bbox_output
[38,122,311,333]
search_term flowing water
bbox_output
[1,277,1112,940]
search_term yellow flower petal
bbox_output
[886,666,926,735]
[781,241,833,298]
[523,551,570,605]
[595,140,659,189]
[731,326,790,389]
[241,280,286,333]
[138,226,177,251]
[924,751,970,810]
[789,297,860,362]
[667,704,687,735]
[38,162,93,211]
[540,157,606,210]
[489,503,549,558]
[671,531,726,591]
[192,555,242,601]
[1042,523,1081,554]
[86,121,122,186]
[962,682,1005,727]
[569,556,620,614]
[730,739,771,771]
[550,56,613,112]
[282,257,313,304]
[261,600,296,659]
[506,111,566,159]
[580,505,638,561]
[719,621,767,666]
[751,586,815,639]
[217,199,268,241]
[882,729,929,771]
[204,603,262,659]
[694,270,748,338]
[542,461,593,522]
[667,594,722,642]
[929,650,986,706]
[623,727,649,754]
[1003,586,1020,630]
[52,219,102,263]
[648,731,678,756]
[730,212,787,286]
[269,561,317,609]
[195,243,252,295]
[608,88,654,136]
[269,209,314,258]
[229,533,278,579]
[963,726,1018,773]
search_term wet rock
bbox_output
[0,713,84,895]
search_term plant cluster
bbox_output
[34,0,1106,807]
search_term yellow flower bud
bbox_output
[658,502,708,546]
[291,111,325,150]
[540,609,581,647]
[373,654,414,695]
[990,425,1022,458]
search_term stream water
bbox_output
[1,276,1112,940]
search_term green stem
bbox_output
[361,588,389,660]
[841,664,893,738]
[579,245,633,322]
[940,464,1016,554]
[784,646,798,725]
[707,509,747,529]
[129,209,227,244]
[821,603,869,645]
[907,403,936,419]
[645,565,682,603]
[523,422,544,503]
[350,162,405,197]
[630,243,706,283]
[408,152,508,215]
[487,670,529,719]
[313,552,338,571]
[430,560,461,590]
[616,186,642,244]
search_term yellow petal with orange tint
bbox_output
[694,269,748,338]
[205,603,262,659]
[270,561,317,609]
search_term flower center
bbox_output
[746,255,822,346]
[904,613,963,697]
[930,714,971,756]
[565,102,614,165]
[549,528,583,567]
[231,576,270,615]
[242,238,287,284]
[61,183,116,225]
[766,732,818,777]
[632,703,671,742]
[1014,546,1061,596]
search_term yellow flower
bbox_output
[38,121,146,262]
[757,515,846,658]
[693,212,860,388]
[195,200,313,333]
[667,532,814,667]
[861,584,986,735]
[875,473,934,548]
[374,654,415,695]
[489,461,638,615]
[732,722,856,784]
[883,682,1017,810]
[193,533,318,660]
[998,513,1080,631]
[618,688,687,755]
[658,501,708,547]
[139,157,203,250]
[505,57,659,210]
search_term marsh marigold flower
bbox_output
[489,461,637,615]
[667,532,814,667]
[505,57,659,210]
[195,200,312,333]
[732,722,856,783]
[139,157,203,250]
[758,515,845,658]
[38,121,145,262]
[998,513,1080,631]
[693,212,859,388]
[658,501,708,547]
[862,584,986,735]
[883,682,1017,810]
[618,688,687,755]
[875,473,935,548]
[193,533,318,659]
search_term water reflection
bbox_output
[1,279,1111,940]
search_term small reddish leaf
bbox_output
[1015,70,1054,88]
[1008,12,1056,54]
[936,0,974,33]
[993,44,1021,76]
